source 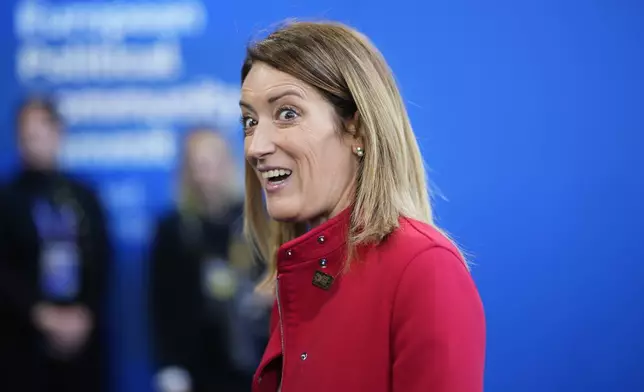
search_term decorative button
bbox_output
[319,258,328,268]
[300,352,308,360]
[317,235,326,244]
[286,249,293,257]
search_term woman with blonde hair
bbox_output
[149,128,267,392]
[240,21,486,392]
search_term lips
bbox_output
[257,167,293,193]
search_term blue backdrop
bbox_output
[1,1,643,391]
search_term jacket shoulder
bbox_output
[363,217,467,296]
[386,220,485,391]
[380,217,462,260]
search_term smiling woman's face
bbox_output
[241,62,360,224]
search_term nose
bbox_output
[245,123,276,160]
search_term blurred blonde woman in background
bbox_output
[149,128,268,392]
[240,21,486,392]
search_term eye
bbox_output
[240,115,257,130]
[277,107,299,122]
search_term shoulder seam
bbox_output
[400,217,438,244]
[401,217,463,261]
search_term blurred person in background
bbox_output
[149,128,269,392]
[0,96,111,392]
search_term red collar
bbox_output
[276,207,352,273]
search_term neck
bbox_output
[307,186,355,230]
[19,149,59,172]
[22,164,57,174]
[196,189,233,216]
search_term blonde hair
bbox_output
[177,128,241,215]
[177,128,254,271]
[242,21,458,293]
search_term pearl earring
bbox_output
[355,146,364,157]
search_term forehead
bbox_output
[189,133,225,151]
[241,62,312,101]
[22,106,53,121]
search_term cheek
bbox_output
[243,137,251,156]
[23,131,56,150]
[243,140,254,166]
[297,144,321,170]
[287,126,331,171]
[288,143,323,192]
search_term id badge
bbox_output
[201,258,237,301]
[40,241,80,301]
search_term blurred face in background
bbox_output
[185,131,235,199]
[18,105,61,171]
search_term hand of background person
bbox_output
[32,303,93,359]
[155,367,193,392]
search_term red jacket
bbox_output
[253,208,486,392]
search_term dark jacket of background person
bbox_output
[0,96,111,392]
[149,128,268,392]
[0,169,111,392]
[149,201,268,392]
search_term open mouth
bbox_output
[261,168,292,184]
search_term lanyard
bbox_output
[32,197,78,240]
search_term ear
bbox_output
[344,111,364,146]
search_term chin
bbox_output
[266,198,301,222]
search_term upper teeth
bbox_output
[262,169,291,179]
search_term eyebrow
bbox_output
[239,89,305,111]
